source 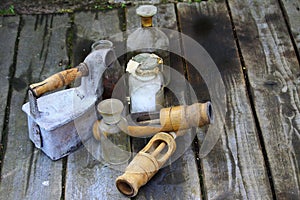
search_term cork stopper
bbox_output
[136,5,157,27]
[97,98,124,124]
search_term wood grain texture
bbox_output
[65,10,129,200]
[228,0,300,199]
[65,145,128,200]
[127,4,202,199]
[0,16,19,142]
[279,0,300,51]
[0,1,298,199]
[0,14,70,199]
[72,10,125,67]
[177,1,273,199]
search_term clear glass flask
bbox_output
[95,98,131,165]
[127,5,170,86]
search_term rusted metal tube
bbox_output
[116,132,176,197]
[29,63,88,97]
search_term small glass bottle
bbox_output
[127,53,164,113]
[127,5,170,86]
[91,40,124,100]
[94,98,131,165]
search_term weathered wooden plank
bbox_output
[279,0,300,51]
[65,10,129,200]
[126,4,202,199]
[0,16,19,143]
[0,14,70,199]
[72,10,125,66]
[228,0,300,199]
[178,1,273,199]
[66,145,129,199]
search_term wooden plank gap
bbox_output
[191,135,206,200]
[224,1,278,199]
[60,157,68,200]
[174,4,207,198]
[60,15,73,199]
[65,13,75,69]
[0,15,22,183]
[173,2,190,81]
[117,7,127,32]
[277,0,300,66]
[24,143,35,195]
[117,7,127,66]
[38,15,54,78]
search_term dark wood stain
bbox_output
[72,37,94,66]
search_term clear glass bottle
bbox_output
[95,98,131,165]
[127,53,164,113]
[127,5,170,86]
[91,40,124,100]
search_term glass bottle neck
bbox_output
[141,17,153,27]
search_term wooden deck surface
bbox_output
[0,0,299,199]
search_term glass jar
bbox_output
[94,98,131,165]
[127,5,170,86]
[127,53,164,113]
